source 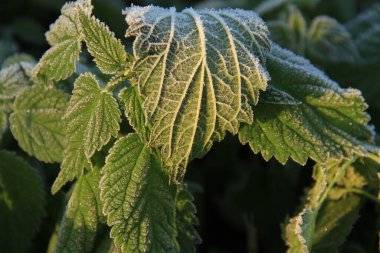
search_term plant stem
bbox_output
[346,188,380,205]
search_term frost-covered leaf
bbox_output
[101,133,178,253]
[239,45,374,165]
[285,159,364,253]
[124,6,270,177]
[0,151,45,253]
[0,61,34,101]
[2,53,35,68]
[32,0,93,81]
[347,4,380,62]
[307,16,359,63]
[55,169,104,253]
[119,86,149,142]
[9,86,68,163]
[176,185,201,253]
[78,9,128,74]
[52,73,121,193]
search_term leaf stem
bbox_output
[346,188,380,205]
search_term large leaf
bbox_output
[100,133,178,253]
[124,6,271,177]
[52,73,121,193]
[0,151,45,253]
[32,0,93,81]
[9,86,68,163]
[55,169,104,253]
[78,8,128,74]
[239,45,374,165]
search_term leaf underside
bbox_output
[124,6,271,178]
[52,73,121,193]
[100,133,178,253]
[239,45,374,165]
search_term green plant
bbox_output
[0,0,379,252]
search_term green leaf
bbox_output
[307,16,359,64]
[9,86,68,163]
[0,151,45,253]
[32,0,93,81]
[347,4,380,62]
[2,53,35,68]
[176,185,201,253]
[284,159,364,253]
[268,6,307,55]
[0,61,34,101]
[119,86,149,142]
[100,133,178,253]
[52,73,121,193]
[78,8,128,74]
[124,6,271,178]
[55,169,104,253]
[239,45,374,165]
[312,194,361,253]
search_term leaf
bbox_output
[311,194,361,253]
[119,86,149,142]
[124,6,271,178]
[100,133,178,253]
[78,8,128,74]
[239,45,374,165]
[2,53,35,68]
[52,73,121,193]
[176,185,201,253]
[284,159,364,253]
[0,61,34,101]
[9,86,68,163]
[307,16,359,64]
[0,151,45,253]
[32,0,93,81]
[268,6,307,55]
[347,4,380,62]
[55,169,104,253]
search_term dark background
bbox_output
[0,0,379,252]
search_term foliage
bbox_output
[0,0,380,252]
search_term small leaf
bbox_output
[52,73,121,193]
[239,45,374,165]
[100,133,178,253]
[119,86,149,142]
[78,8,127,74]
[124,6,270,178]
[0,151,45,253]
[55,169,104,253]
[9,86,68,163]
[307,16,359,63]
[284,159,364,253]
[176,185,201,253]
[32,0,93,81]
